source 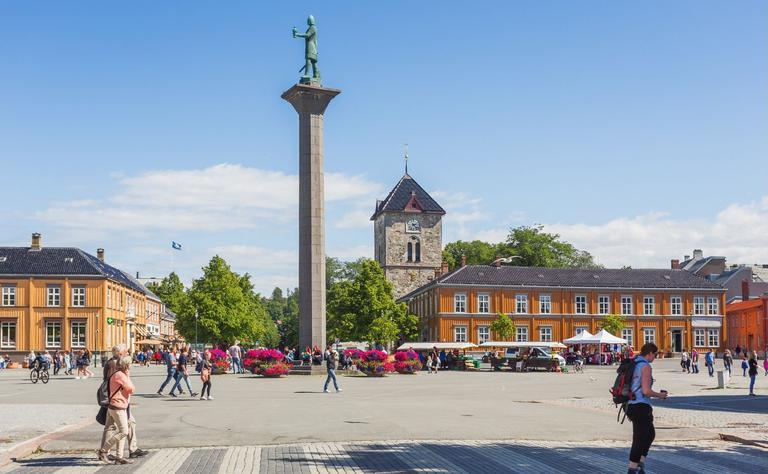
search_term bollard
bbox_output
[716,370,729,388]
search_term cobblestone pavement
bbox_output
[1,440,766,473]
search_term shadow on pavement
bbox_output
[660,395,768,414]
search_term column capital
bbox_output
[282,83,341,115]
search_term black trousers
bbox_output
[626,403,655,463]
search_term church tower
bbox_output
[372,168,445,299]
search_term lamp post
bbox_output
[195,310,198,351]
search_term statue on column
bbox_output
[292,15,320,84]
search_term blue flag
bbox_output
[171,241,182,250]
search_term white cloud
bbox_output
[328,244,372,261]
[431,190,491,242]
[208,245,297,268]
[334,209,373,229]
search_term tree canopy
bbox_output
[146,272,188,316]
[599,314,626,336]
[490,313,516,341]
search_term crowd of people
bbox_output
[679,346,766,396]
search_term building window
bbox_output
[598,295,610,315]
[0,321,16,349]
[47,286,61,307]
[415,242,421,262]
[406,242,413,262]
[72,286,86,307]
[693,296,705,315]
[621,296,633,315]
[707,329,719,347]
[515,294,528,314]
[1,286,15,306]
[539,326,552,342]
[478,326,490,343]
[694,329,705,347]
[670,296,682,315]
[622,328,633,347]
[643,296,655,315]
[575,295,587,314]
[707,297,719,315]
[71,321,86,348]
[454,294,466,313]
[575,326,588,335]
[478,294,490,313]
[539,294,551,314]
[107,287,111,308]
[46,321,62,348]
[643,328,655,344]
[454,326,467,343]
[516,326,528,342]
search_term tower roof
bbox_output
[371,173,446,220]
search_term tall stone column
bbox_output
[282,83,340,353]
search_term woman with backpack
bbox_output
[748,351,758,396]
[626,342,668,474]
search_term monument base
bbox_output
[291,364,328,376]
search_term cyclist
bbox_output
[574,350,585,372]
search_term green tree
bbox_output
[327,259,418,345]
[146,272,188,316]
[178,256,276,346]
[505,225,601,268]
[490,313,516,341]
[599,314,626,336]
[442,240,503,269]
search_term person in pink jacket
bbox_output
[98,356,135,465]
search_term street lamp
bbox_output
[195,310,198,350]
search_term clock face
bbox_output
[406,219,420,233]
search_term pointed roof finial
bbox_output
[404,143,409,175]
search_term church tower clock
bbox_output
[372,170,445,299]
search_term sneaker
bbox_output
[75,376,81,380]
[336,388,342,392]
[114,458,133,465]
[191,392,198,397]
[129,449,148,458]
[207,396,214,400]
[200,396,206,400]
[169,392,177,398]
[323,389,329,393]
[749,393,756,396]
[97,450,110,464]
[156,390,164,396]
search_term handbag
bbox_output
[95,379,123,426]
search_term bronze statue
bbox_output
[292,15,320,84]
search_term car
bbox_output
[522,347,566,371]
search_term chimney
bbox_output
[670,259,680,270]
[97,248,105,262]
[440,261,449,275]
[693,249,703,261]
[494,255,502,268]
[684,255,690,261]
[30,233,41,251]
[434,268,441,278]
[136,272,140,279]
[460,254,467,267]
[742,280,750,301]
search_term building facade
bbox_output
[0,234,166,360]
[726,296,767,355]
[673,249,768,303]
[372,172,445,299]
[399,264,727,353]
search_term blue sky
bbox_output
[1,2,767,293]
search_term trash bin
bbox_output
[473,360,480,369]
[716,370,729,389]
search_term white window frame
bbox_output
[47,286,61,307]
[621,296,633,315]
[46,321,62,348]
[70,321,87,348]
[71,286,86,307]
[598,295,610,315]
[643,296,655,316]
[454,293,466,313]
[707,297,719,315]
[515,326,529,342]
[1,286,15,306]
[707,329,719,347]
[0,321,16,349]
[454,325,467,343]
[694,329,705,347]
[575,295,587,315]
[621,328,633,347]
[515,294,528,314]
[575,326,588,335]
[477,293,490,314]
[693,296,705,316]
[539,326,552,342]
[539,294,551,314]
[477,325,490,344]
[643,327,655,344]
[670,296,682,316]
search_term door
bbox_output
[672,330,682,352]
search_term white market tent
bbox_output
[479,341,567,350]
[396,342,478,351]
[583,329,628,345]
[563,330,594,345]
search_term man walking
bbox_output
[157,347,178,396]
[170,348,197,398]
[228,342,242,374]
[691,349,699,374]
[705,349,715,377]
[323,348,341,393]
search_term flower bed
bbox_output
[243,349,291,377]
[358,349,394,377]
[394,350,422,374]
[209,348,231,375]
[343,348,364,360]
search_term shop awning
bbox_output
[397,342,478,351]
[691,319,722,328]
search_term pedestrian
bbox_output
[735,345,741,357]
[691,349,699,374]
[680,351,689,373]
[98,355,136,465]
[741,355,748,377]
[763,356,768,376]
[82,349,94,378]
[626,342,668,474]
[323,349,341,393]
[705,349,715,377]
[430,347,439,373]
[748,351,758,396]
[723,349,732,374]
[200,351,213,400]
[228,342,242,374]
[156,347,178,396]
[170,348,197,398]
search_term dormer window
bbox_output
[64,257,74,263]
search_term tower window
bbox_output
[415,241,421,262]
[407,242,413,262]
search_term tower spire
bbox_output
[404,143,409,175]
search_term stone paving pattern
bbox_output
[1,440,766,473]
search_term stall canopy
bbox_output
[582,329,628,345]
[134,339,163,345]
[479,341,567,349]
[563,330,594,345]
[397,342,478,351]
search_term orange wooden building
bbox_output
[726,296,767,355]
[399,264,727,353]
